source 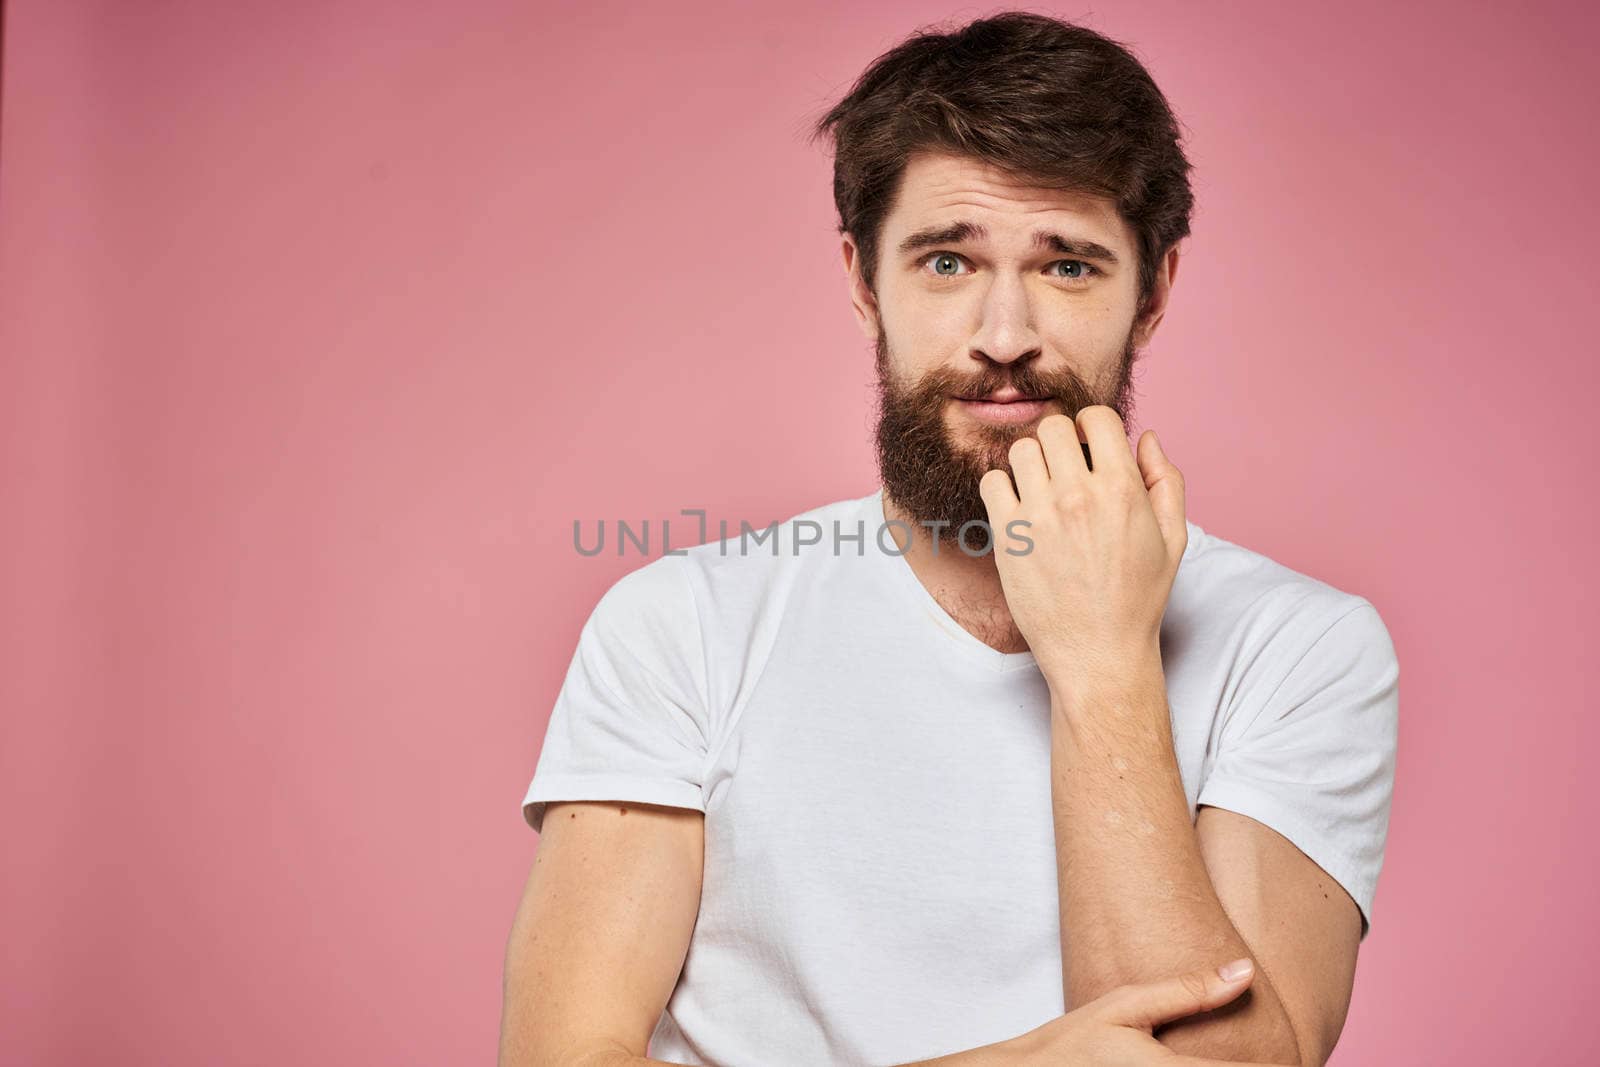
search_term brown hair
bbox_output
[809,11,1194,319]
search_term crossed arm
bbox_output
[502,655,1365,1067]
[1049,653,1363,1067]
[502,635,1368,1067]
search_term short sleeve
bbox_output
[521,555,711,834]
[1196,598,1400,939]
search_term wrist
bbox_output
[1040,643,1166,714]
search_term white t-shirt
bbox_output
[521,488,1400,1067]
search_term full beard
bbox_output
[872,330,1140,551]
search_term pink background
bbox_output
[3,1,1596,1063]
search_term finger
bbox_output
[978,467,1018,517]
[1137,429,1188,569]
[1074,405,1139,480]
[1100,958,1256,1031]
[1034,412,1086,481]
[1007,436,1049,502]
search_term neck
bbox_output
[881,489,1028,655]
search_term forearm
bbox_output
[889,1042,1015,1066]
[1049,654,1303,1064]
[888,1026,1034,1066]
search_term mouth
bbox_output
[951,388,1054,425]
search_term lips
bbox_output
[952,394,1053,426]
[957,388,1045,403]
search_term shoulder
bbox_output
[669,490,878,617]
[587,489,876,651]
[579,492,875,728]
[575,552,706,695]
[1172,520,1397,679]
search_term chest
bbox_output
[702,643,1061,946]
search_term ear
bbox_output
[841,233,881,343]
[1131,243,1181,349]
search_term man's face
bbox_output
[843,150,1175,543]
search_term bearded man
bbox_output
[502,12,1399,1067]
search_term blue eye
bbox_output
[921,253,1097,283]
[1050,260,1096,280]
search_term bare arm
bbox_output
[1051,665,1297,1059]
[500,793,1314,1067]
[1186,803,1362,1066]
[1050,659,1360,1066]
[499,800,706,1067]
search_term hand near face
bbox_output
[978,406,1187,692]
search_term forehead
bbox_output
[884,150,1130,251]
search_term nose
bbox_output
[968,271,1042,366]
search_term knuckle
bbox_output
[1054,488,1088,515]
[1177,971,1210,1013]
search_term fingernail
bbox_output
[1217,958,1253,982]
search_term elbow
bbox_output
[1284,1008,1328,1067]
[1160,1036,1304,1067]
[1290,1033,1328,1067]
[1157,1005,1307,1066]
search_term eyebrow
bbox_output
[895,220,1121,265]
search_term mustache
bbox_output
[900,363,1099,407]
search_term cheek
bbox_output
[1046,313,1120,357]
[894,292,978,349]
[1071,296,1139,346]
[880,295,961,368]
